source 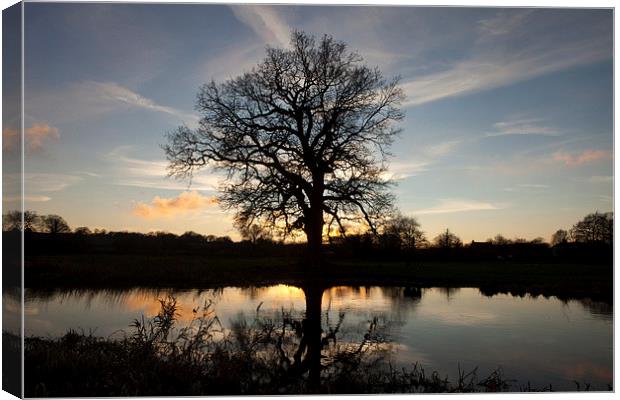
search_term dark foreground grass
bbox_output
[26,254,612,302]
[25,297,601,397]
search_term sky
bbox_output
[2,3,613,242]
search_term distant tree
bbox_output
[492,234,512,245]
[205,234,218,243]
[180,231,206,243]
[164,31,403,266]
[3,210,41,232]
[237,223,272,244]
[570,212,613,244]
[382,214,427,250]
[41,214,71,234]
[530,237,546,245]
[74,226,92,235]
[550,229,569,246]
[433,229,462,249]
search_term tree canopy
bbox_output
[165,31,404,261]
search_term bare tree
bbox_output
[41,214,71,234]
[74,226,92,235]
[570,211,613,244]
[165,31,404,265]
[382,213,427,250]
[433,229,462,249]
[2,210,41,232]
[237,223,272,244]
[550,229,569,246]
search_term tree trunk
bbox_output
[302,285,324,392]
[305,206,324,268]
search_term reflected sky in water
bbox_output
[20,285,612,391]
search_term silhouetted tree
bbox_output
[165,31,403,266]
[237,223,272,244]
[433,229,462,249]
[550,229,569,246]
[74,226,92,235]
[382,213,427,250]
[492,234,511,245]
[2,210,41,232]
[570,212,613,244]
[41,214,71,234]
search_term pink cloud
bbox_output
[2,128,17,151]
[132,191,218,219]
[552,149,612,166]
[26,122,60,151]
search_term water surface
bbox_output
[21,285,613,391]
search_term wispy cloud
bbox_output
[401,11,610,107]
[477,9,535,37]
[414,198,504,215]
[132,190,218,219]
[3,173,82,203]
[588,175,613,183]
[384,160,430,180]
[108,146,221,191]
[4,195,52,203]
[423,140,461,158]
[230,5,291,47]
[25,173,82,192]
[503,183,549,192]
[552,149,612,166]
[486,118,559,137]
[27,81,198,125]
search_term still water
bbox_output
[20,285,613,391]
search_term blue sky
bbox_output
[4,3,613,242]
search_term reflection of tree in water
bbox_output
[574,298,612,320]
[436,287,461,301]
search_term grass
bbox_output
[25,254,612,302]
[26,296,598,397]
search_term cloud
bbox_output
[230,5,291,47]
[27,81,198,125]
[552,149,612,166]
[3,173,81,203]
[107,146,221,191]
[401,11,611,107]
[3,128,17,151]
[384,160,430,180]
[477,9,535,37]
[423,140,461,158]
[80,81,198,123]
[414,199,503,215]
[132,191,218,219]
[4,195,52,203]
[589,175,613,183]
[486,118,559,137]
[3,123,61,152]
[503,183,549,192]
[26,122,60,151]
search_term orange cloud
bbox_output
[26,122,60,151]
[552,149,612,166]
[2,128,17,151]
[132,191,218,219]
[3,123,61,152]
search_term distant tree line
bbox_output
[3,210,612,263]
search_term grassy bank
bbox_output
[25,254,612,302]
